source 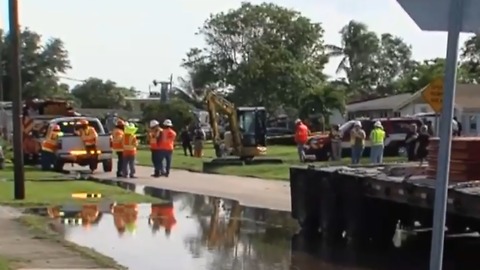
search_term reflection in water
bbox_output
[42,187,480,270]
[112,204,138,235]
[149,202,176,237]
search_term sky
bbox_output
[0,0,475,94]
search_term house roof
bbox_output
[346,93,413,112]
[394,83,480,111]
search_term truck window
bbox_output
[56,120,103,135]
[389,120,423,134]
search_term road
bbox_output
[92,165,292,211]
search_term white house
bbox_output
[394,84,480,136]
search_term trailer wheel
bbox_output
[102,159,113,172]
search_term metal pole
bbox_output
[8,0,25,200]
[429,0,464,269]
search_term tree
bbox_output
[460,35,480,83]
[71,78,136,109]
[374,33,415,96]
[1,28,72,100]
[397,58,472,92]
[326,21,379,99]
[182,2,328,112]
[299,83,345,129]
[142,99,195,131]
[327,21,415,99]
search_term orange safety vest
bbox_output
[78,127,98,146]
[111,128,124,152]
[295,123,309,144]
[41,131,61,152]
[149,127,162,150]
[158,128,176,151]
[122,134,138,156]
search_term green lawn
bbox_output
[0,180,160,206]
[0,256,9,270]
[136,145,406,180]
[0,165,62,181]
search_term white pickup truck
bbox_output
[48,116,113,172]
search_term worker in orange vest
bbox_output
[158,119,177,177]
[148,120,163,177]
[40,124,63,171]
[121,123,138,178]
[75,119,99,171]
[111,119,125,177]
[294,119,310,163]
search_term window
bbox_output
[385,120,423,134]
[56,120,103,135]
[238,111,255,134]
[393,112,401,117]
[470,116,477,131]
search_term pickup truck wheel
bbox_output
[103,159,113,172]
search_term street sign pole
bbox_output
[429,0,464,269]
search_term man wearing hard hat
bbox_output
[157,119,177,177]
[294,119,309,163]
[148,120,163,177]
[369,121,386,164]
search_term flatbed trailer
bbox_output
[290,163,480,244]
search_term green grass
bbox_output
[0,180,161,206]
[0,256,10,270]
[17,215,126,269]
[0,165,62,181]
[136,145,406,180]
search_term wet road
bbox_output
[38,183,480,270]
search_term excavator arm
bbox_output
[205,91,243,156]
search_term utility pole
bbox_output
[9,0,25,200]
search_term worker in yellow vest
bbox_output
[111,119,125,177]
[121,123,138,178]
[41,124,63,171]
[75,119,99,171]
[369,121,386,164]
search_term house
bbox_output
[345,93,414,119]
[394,84,480,136]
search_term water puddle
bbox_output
[28,182,480,270]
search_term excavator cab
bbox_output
[237,107,267,148]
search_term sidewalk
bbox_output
[0,206,112,270]
[94,165,292,211]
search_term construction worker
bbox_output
[350,121,366,164]
[158,119,177,177]
[40,124,63,171]
[294,119,309,163]
[148,120,163,177]
[121,123,138,178]
[111,119,125,177]
[369,121,386,164]
[75,119,98,171]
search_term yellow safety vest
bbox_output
[371,128,385,145]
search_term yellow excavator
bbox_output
[204,90,282,165]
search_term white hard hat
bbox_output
[163,119,173,127]
[374,121,382,127]
[149,120,159,128]
[295,119,302,124]
[354,121,362,127]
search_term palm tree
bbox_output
[325,20,380,99]
[299,83,345,131]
